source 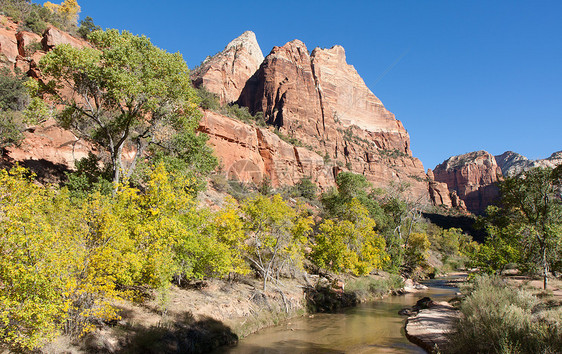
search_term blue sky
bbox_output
[79,0,561,169]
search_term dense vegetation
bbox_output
[0,0,80,34]
[0,4,560,352]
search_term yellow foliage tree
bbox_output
[241,194,313,291]
[44,0,81,25]
[311,199,388,275]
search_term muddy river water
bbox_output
[219,278,460,353]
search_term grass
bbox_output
[345,274,404,301]
[447,275,562,353]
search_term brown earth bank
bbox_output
[29,273,419,354]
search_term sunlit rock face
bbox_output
[495,150,562,177]
[208,36,436,203]
[191,31,264,105]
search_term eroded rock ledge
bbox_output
[404,297,459,353]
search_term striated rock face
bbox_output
[191,31,264,104]
[433,151,502,213]
[7,118,94,168]
[310,45,411,153]
[236,39,431,201]
[495,150,562,177]
[199,110,333,188]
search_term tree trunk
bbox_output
[543,247,548,290]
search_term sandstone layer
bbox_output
[199,110,333,188]
[191,31,264,105]
[433,151,502,213]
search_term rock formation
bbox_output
[495,150,562,177]
[191,31,264,105]
[0,17,95,173]
[0,19,466,211]
[235,39,431,201]
[433,151,502,213]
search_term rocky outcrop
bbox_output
[0,18,94,174]
[0,26,19,67]
[427,169,467,210]
[6,118,94,169]
[0,17,86,75]
[404,298,459,353]
[41,26,89,51]
[191,31,264,105]
[433,151,501,213]
[495,150,562,177]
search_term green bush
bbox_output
[290,177,317,200]
[0,110,24,151]
[447,275,562,353]
[0,68,29,111]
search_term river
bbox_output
[218,277,460,353]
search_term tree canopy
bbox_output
[34,29,215,187]
[481,167,562,289]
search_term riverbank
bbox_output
[403,274,562,354]
[39,272,410,353]
[404,298,459,353]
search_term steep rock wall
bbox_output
[433,151,502,213]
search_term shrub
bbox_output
[0,110,24,151]
[447,275,562,353]
[0,68,29,112]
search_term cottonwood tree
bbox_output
[494,167,562,289]
[241,194,313,291]
[34,29,208,187]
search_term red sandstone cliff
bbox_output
[233,39,432,200]
[433,151,502,213]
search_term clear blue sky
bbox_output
[79,0,561,170]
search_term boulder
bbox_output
[42,26,89,51]
[0,27,18,66]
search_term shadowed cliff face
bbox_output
[433,151,502,214]
[195,34,439,203]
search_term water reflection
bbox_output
[219,278,459,353]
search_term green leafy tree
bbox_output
[486,167,562,289]
[77,16,100,39]
[35,29,211,188]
